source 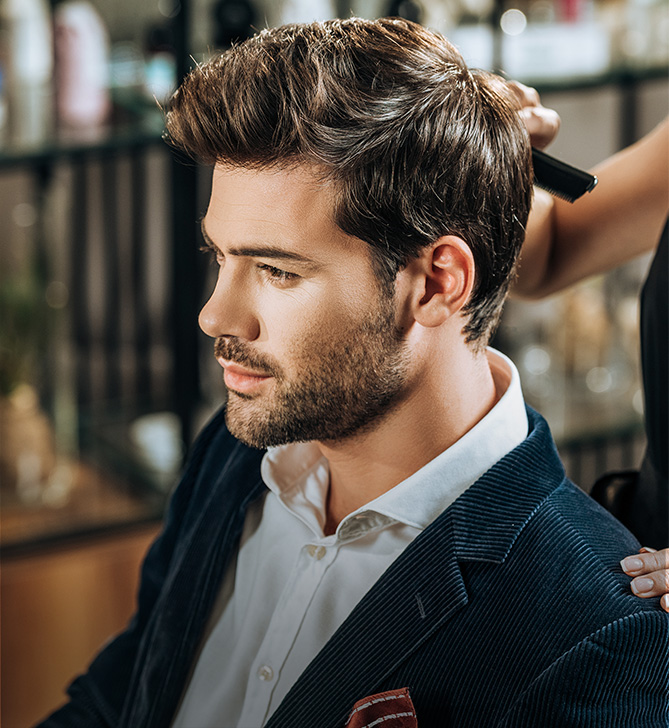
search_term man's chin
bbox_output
[224,407,288,450]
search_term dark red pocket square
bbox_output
[344,687,418,728]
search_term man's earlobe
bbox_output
[413,236,475,328]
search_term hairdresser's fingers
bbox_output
[621,547,669,576]
[629,570,669,609]
[621,547,669,610]
[507,80,542,108]
[518,106,561,149]
[507,80,561,149]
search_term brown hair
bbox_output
[166,17,532,348]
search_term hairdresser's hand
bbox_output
[508,81,561,150]
[621,547,669,612]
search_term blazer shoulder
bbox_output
[544,478,642,570]
[497,610,669,727]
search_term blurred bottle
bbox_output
[0,64,7,133]
[0,0,53,143]
[145,22,177,103]
[53,0,111,127]
[620,0,668,67]
[278,0,335,24]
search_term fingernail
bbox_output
[639,546,657,554]
[621,557,644,573]
[631,577,654,595]
[661,594,669,613]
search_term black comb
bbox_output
[532,147,598,203]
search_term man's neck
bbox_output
[319,347,499,536]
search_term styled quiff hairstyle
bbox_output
[166,17,532,348]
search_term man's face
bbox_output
[200,164,410,449]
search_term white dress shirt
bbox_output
[172,349,528,728]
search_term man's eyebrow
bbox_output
[200,220,320,267]
[199,224,217,254]
[200,220,220,252]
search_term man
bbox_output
[39,18,667,728]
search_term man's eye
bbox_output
[257,264,299,284]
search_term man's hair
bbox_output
[166,17,532,348]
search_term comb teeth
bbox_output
[532,147,598,203]
[536,184,597,203]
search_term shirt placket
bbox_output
[237,538,338,727]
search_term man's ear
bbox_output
[405,236,476,328]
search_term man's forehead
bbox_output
[207,163,330,233]
[211,161,331,196]
[204,162,372,263]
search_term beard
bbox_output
[214,293,410,449]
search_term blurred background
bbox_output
[0,0,666,724]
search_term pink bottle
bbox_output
[54,0,110,127]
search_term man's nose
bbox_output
[198,271,260,341]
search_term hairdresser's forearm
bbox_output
[513,117,669,299]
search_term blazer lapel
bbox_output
[265,507,467,728]
[266,407,566,728]
[123,433,267,728]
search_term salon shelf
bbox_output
[0,100,166,169]
[0,459,164,557]
[525,64,669,94]
[0,93,194,552]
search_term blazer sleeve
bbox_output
[34,409,228,728]
[497,610,669,727]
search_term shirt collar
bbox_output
[260,348,528,536]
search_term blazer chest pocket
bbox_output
[344,687,418,728]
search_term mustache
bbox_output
[214,337,282,378]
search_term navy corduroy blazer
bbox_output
[38,407,669,727]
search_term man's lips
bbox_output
[217,358,273,394]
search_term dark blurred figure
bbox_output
[213,0,257,48]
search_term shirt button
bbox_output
[306,544,326,560]
[257,664,274,681]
